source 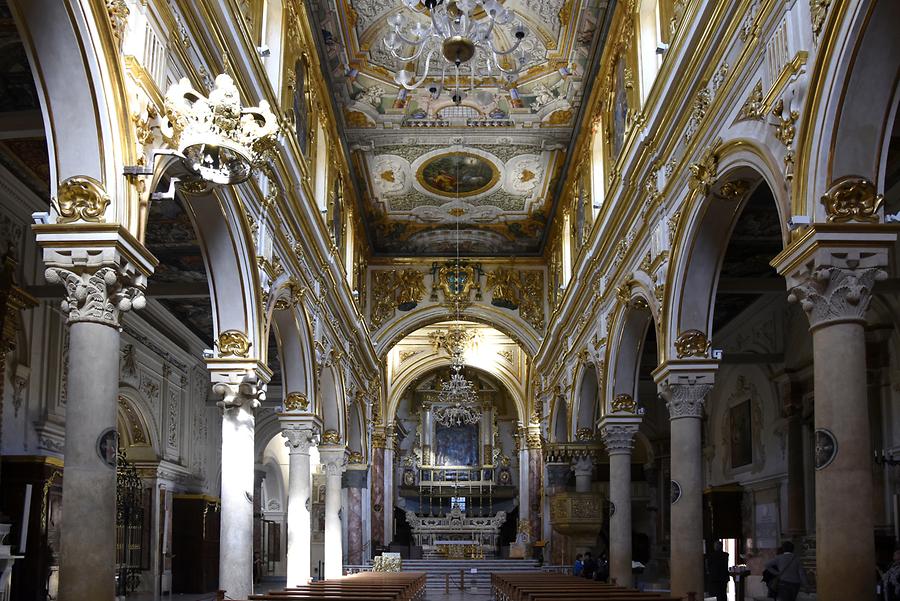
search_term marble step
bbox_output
[397,559,542,588]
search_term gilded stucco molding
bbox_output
[820,177,883,224]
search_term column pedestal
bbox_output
[320,446,347,579]
[601,419,640,588]
[281,422,318,587]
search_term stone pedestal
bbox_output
[319,446,347,579]
[281,422,318,587]
[601,419,640,588]
[659,378,711,600]
[216,377,262,599]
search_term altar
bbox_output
[406,507,506,558]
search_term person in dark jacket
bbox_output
[582,552,597,579]
[706,540,730,601]
[764,542,808,601]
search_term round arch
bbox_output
[11,0,140,231]
[605,299,657,417]
[265,277,317,408]
[799,0,900,219]
[373,304,541,358]
[571,362,600,439]
[318,360,345,437]
[663,144,788,361]
[117,388,160,458]
[385,354,528,427]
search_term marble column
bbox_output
[214,373,264,599]
[786,264,885,601]
[370,429,386,550]
[42,259,149,601]
[601,421,640,588]
[659,380,711,599]
[319,444,347,579]
[383,426,395,545]
[281,424,317,586]
[526,429,543,546]
[343,467,368,565]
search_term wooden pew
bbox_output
[491,572,683,601]
[245,571,427,601]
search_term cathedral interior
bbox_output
[0,0,898,600]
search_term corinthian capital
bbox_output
[601,423,640,455]
[787,265,885,330]
[282,424,318,453]
[213,371,265,411]
[658,381,712,419]
[45,265,146,327]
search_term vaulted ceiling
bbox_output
[312,0,613,256]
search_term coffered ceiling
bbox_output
[312,0,613,256]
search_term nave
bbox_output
[0,1,899,601]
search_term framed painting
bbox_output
[730,400,753,469]
[434,422,479,466]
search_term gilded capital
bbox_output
[787,265,885,330]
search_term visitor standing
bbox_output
[764,542,808,601]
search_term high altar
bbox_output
[396,369,516,558]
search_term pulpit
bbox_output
[549,492,605,558]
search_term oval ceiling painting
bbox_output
[417,152,500,198]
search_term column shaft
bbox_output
[371,444,385,549]
[286,446,312,585]
[324,467,344,578]
[220,403,256,598]
[609,451,633,587]
[670,415,703,598]
[347,486,363,564]
[57,322,119,601]
[785,412,806,537]
[813,322,874,601]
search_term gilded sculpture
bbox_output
[674,329,711,359]
[283,391,309,411]
[321,429,341,445]
[56,176,111,224]
[396,269,427,311]
[487,267,520,310]
[821,176,883,223]
[217,330,252,358]
[611,393,638,413]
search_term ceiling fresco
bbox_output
[311,0,612,256]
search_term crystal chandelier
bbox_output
[384,0,529,92]
[435,354,481,426]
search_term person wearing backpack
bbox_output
[764,541,808,601]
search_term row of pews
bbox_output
[238,571,427,601]
[492,572,686,601]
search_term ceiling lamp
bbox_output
[384,0,529,91]
[436,364,481,426]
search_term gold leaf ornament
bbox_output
[216,330,252,357]
[56,176,111,224]
[821,176,883,223]
[283,391,309,411]
[674,329,711,359]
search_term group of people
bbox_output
[573,552,609,581]
[710,540,808,601]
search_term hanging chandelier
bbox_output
[384,0,529,92]
[435,365,481,426]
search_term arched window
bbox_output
[261,0,284,90]
[590,118,605,217]
[561,211,573,286]
[314,122,328,213]
[637,0,664,103]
